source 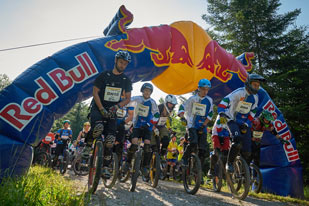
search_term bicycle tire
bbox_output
[212,158,223,192]
[88,141,104,194]
[73,156,89,176]
[119,161,131,183]
[149,152,160,188]
[250,163,263,194]
[226,156,250,200]
[34,151,50,167]
[130,151,142,192]
[60,150,69,174]
[183,154,202,195]
[103,152,119,188]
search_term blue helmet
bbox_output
[198,79,211,88]
[115,50,131,63]
[140,83,153,94]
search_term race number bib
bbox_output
[61,135,69,140]
[253,131,264,139]
[192,103,206,116]
[45,136,52,141]
[137,104,149,117]
[116,108,127,118]
[235,101,252,114]
[104,86,121,102]
[157,117,168,126]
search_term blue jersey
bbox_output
[129,96,159,131]
[56,129,72,144]
[184,94,214,131]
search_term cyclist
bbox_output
[52,120,73,168]
[122,83,159,178]
[151,94,178,157]
[179,79,214,184]
[251,110,279,167]
[77,122,91,146]
[89,50,132,178]
[218,73,265,173]
[166,133,178,179]
[207,115,230,178]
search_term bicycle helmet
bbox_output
[63,120,71,125]
[115,50,131,63]
[261,110,274,122]
[165,94,178,105]
[198,79,211,88]
[140,83,153,94]
[245,73,265,94]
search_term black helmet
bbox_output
[115,50,131,63]
[140,83,153,94]
[245,73,265,94]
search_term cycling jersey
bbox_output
[93,70,132,110]
[184,94,214,130]
[56,129,72,144]
[129,96,159,131]
[218,87,258,127]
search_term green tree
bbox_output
[203,0,309,184]
[52,101,90,140]
[0,74,11,91]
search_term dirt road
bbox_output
[65,170,292,206]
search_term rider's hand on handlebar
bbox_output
[100,107,110,118]
[240,123,248,134]
[109,104,119,114]
[180,117,187,126]
[219,113,228,125]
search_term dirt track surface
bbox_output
[64,169,294,206]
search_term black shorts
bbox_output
[132,127,151,141]
[188,128,209,151]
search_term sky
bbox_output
[0,0,308,103]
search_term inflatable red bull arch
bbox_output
[0,5,304,198]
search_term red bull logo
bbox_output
[105,26,193,68]
[196,41,248,83]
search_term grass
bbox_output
[201,176,309,206]
[0,166,89,206]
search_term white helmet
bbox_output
[165,94,178,105]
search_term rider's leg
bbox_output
[252,141,261,167]
[240,127,252,166]
[226,121,242,173]
[208,148,219,177]
[115,122,125,163]
[182,128,198,166]
[142,128,152,176]
[159,127,169,157]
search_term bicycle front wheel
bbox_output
[88,141,103,194]
[149,152,160,188]
[103,152,119,188]
[226,156,250,200]
[130,151,142,192]
[250,163,263,194]
[212,158,223,192]
[182,154,202,195]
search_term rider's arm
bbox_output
[125,107,134,124]
[76,131,82,142]
[217,97,230,115]
[203,97,214,126]
[150,100,160,125]
[118,91,131,108]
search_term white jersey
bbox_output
[218,87,258,122]
[184,94,213,128]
